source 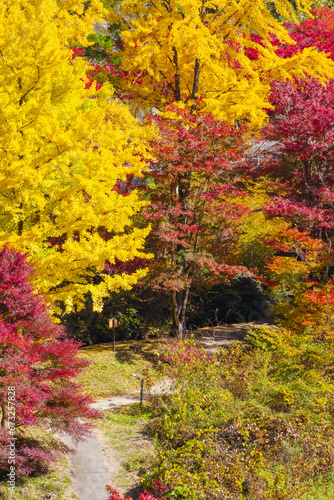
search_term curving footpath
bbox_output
[60,431,111,500]
[60,392,151,500]
[63,320,272,500]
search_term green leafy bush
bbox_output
[143,329,334,499]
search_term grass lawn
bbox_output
[77,340,165,399]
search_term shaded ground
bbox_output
[189,318,275,353]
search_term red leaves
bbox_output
[0,246,98,476]
[142,106,251,296]
[275,9,334,60]
[263,198,334,230]
[104,257,150,276]
[0,247,43,321]
[106,486,132,500]
[178,223,203,234]
[304,281,334,306]
[106,481,168,500]
[70,47,85,57]
[260,20,334,238]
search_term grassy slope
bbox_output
[78,340,163,398]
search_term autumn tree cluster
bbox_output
[83,1,334,338]
[3,0,334,486]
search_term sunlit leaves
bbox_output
[0,0,152,312]
[109,0,334,127]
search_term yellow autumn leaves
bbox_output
[1,0,334,314]
[0,0,151,312]
[111,0,334,127]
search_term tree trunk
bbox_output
[18,202,23,236]
[172,287,190,339]
[190,58,200,113]
[173,47,181,102]
[1,403,6,428]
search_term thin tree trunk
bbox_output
[1,403,6,428]
[190,58,200,113]
[18,202,23,236]
[173,47,181,101]
[190,0,205,113]
[172,288,190,339]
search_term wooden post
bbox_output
[140,378,145,408]
[108,318,118,353]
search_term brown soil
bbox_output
[189,318,275,353]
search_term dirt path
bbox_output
[64,319,273,500]
[190,318,274,353]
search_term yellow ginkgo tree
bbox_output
[0,0,152,313]
[110,0,334,127]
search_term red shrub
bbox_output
[0,246,99,477]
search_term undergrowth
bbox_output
[141,326,334,499]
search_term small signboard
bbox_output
[109,318,118,329]
[108,318,119,352]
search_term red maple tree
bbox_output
[253,9,334,311]
[0,246,98,477]
[259,8,334,243]
[142,107,252,338]
[263,77,334,238]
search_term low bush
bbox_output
[106,481,168,500]
[142,328,334,499]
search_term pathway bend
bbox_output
[63,318,274,499]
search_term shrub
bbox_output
[106,481,168,500]
[144,332,334,499]
[0,246,99,478]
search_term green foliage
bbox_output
[63,287,172,344]
[144,331,334,499]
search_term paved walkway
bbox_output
[60,431,111,500]
[61,390,167,500]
